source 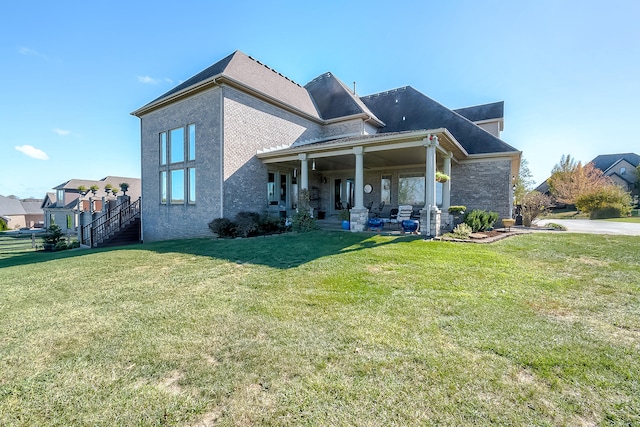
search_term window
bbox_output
[160,132,167,165]
[188,168,196,203]
[381,175,391,204]
[160,171,167,204]
[188,124,196,161]
[169,127,184,163]
[170,169,184,203]
[57,189,64,203]
[398,175,425,205]
[159,124,195,205]
[268,172,277,205]
[620,167,626,176]
[66,215,72,229]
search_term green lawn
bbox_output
[603,216,640,223]
[1,232,639,425]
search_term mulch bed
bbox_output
[437,228,529,243]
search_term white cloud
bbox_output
[15,145,49,160]
[18,46,48,60]
[138,75,160,84]
[53,128,71,136]
[138,76,173,85]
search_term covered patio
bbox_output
[257,129,468,237]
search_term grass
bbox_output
[603,216,640,223]
[1,231,639,425]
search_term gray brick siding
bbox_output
[451,159,513,220]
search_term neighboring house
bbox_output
[590,153,639,197]
[132,50,521,241]
[536,152,639,199]
[41,177,141,234]
[0,195,44,229]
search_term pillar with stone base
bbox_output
[349,208,368,232]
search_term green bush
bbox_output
[575,185,632,217]
[258,215,285,234]
[450,223,472,239]
[42,224,64,245]
[208,218,237,238]
[463,210,499,232]
[291,211,317,233]
[234,211,261,237]
[590,207,624,219]
[448,205,466,215]
[0,218,7,231]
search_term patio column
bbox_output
[298,153,309,190]
[420,135,440,237]
[353,146,364,209]
[424,136,437,210]
[442,152,452,212]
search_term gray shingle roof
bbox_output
[305,72,383,124]
[360,87,517,154]
[136,51,320,119]
[0,195,26,215]
[453,101,504,122]
[590,153,639,173]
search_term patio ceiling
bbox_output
[257,129,466,172]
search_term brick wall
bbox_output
[222,87,324,219]
[451,159,513,220]
[139,88,223,241]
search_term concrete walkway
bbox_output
[535,219,640,236]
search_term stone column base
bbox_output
[419,207,442,237]
[349,208,368,232]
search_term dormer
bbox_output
[454,101,504,138]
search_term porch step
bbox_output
[96,218,141,248]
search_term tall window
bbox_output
[159,124,195,205]
[398,175,425,205]
[381,175,391,204]
[620,167,626,176]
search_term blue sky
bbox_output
[2,0,639,198]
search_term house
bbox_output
[590,153,639,198]
[0,195,44,229]
[536,153,639,201]
[132,50,521,241]
[41,177,141,234]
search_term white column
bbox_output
[442,152,452,211]
[424,136,438,210]
[298,153,309,190]
[353,146,364,209]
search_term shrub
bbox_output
[257,215,285,234]
[291,211,316,232]
[545,222,567,231]
[448,205,466,215]
[0,218,7,231]
[575,185,632,217]
[234,211,261,237]
[208,218,237,238]
[590,207,624,219]
[463,210,498,232]
[520,191,552,227]
[450,223,472,239]
[42,224,64,245]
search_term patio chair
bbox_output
[385,208,399,229]
[372,201,385,217]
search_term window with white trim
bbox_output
[159,124,196,204]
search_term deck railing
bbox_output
[81,197,140,247]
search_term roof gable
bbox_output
[453,101,504,122]
[360,87,517,155]
[590,153,640,173]
[135,50,320,119]
[305,73,382,124]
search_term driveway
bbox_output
[535,219,640,236]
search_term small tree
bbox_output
[514,158,535,205]
[520,191,551,226]
[42,223,64,249]
[575,184,632,218]
[291,189,316,232]
[547,155,610,205]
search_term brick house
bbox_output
[132,50,521,241]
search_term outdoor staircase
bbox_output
[81,198,141,248]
